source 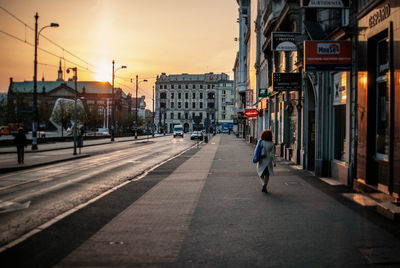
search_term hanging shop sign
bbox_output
[273,73,302,91]
[304,41,352,71]
[244,109,259,118]
[271,32,302,51]
[301,0,350,8]
[259,88,268,98]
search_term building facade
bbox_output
[355,0,400,199]
[6,63,146,132]
[154,72,231,133]
[233,0,400,200]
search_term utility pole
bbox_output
[152,85,155,137]
[111,60,115,141]
[135,74,138,139]
[32,12,39,150]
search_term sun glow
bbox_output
[93,60,112,82]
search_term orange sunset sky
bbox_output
[0,0,238,103]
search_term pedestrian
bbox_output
[15,128,27,164]
[78,126,84,154]
[255,129,276,193]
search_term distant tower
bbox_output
[56,59,64,81]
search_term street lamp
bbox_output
[66,67,78,155]
[132,75,147,139]
[32,12,59,150]
[111,60,126,141]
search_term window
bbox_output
[171,85,174,89]
[200,93,203,99]
[200,102,203,109]
[192,102,196,109]
[171,102,174,109]
[375,37,389,159]
[178,113,181,119]
[171,113,174,119]
[160,92,166,99]
[222,98,226,103]
[223,90,226,95]
[185,85,188,89]
[178,102,181,109]
[185,113,188,119]
[178,85,181,89]
[200,85,203,89]
[207,85,210,89]
[185,92,188,99]
[171,92,174,99]
[192,113,195,118]
[193,85,196,89]
[178,92,181,99]
[185,102,188,109]
[192,92,196,99]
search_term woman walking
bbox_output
[255,129,276,193]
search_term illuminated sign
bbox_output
[244,109,259,118]
[304,41,352,71]
[273,73,302,91]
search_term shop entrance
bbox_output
[366,30,389,186]
[306,79,316,171]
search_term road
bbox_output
[0,135,194,247]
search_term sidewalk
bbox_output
[0,134,163,173]
[2,135,400,267]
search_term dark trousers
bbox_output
[17,146,24,164]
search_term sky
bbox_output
[0,0,238,104]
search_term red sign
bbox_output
[304,41,352,71]
[244,109,259,118]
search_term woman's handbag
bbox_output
[253,141,262,163]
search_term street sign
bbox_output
[271,32,302,51]
[304,41,352,71]
[259,88,269,98]
[244,109,259,118]
[273,73,302,91]
[301,0,350,8]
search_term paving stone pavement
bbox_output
[2,134,400,267]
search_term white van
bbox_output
[173,125,184,138]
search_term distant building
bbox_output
[154,72,231,133]
[6,61,145,131]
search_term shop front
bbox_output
[356,1,400,199]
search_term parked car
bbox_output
[191,131,204,140]
[96,128,110,136]
[173,125,184,138]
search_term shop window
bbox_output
[375,38,389,159]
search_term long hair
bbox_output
[260,129,272,141]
